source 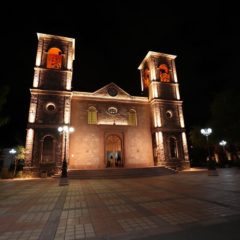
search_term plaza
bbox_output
[0,168,240,240]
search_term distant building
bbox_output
[25,33,189,175]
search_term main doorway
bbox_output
[105,134,123,168]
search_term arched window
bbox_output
[41,136,54,163]
[88,106,97,124]
[128,109,137,126]
[47,47,62,69]
[159,64,170,82]
[169,137,178,158]
[143,66,150,89]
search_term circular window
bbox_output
[166,110,173,119]
[45,103,56,113]
[107,87,118,97]
[108,106,118,115]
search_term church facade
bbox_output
[25,33,190,175]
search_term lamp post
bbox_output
[58,125,74,178]
[219,140,227,167]
[9,148,17,177]
[200,128,212,161]
[219,140,227,151]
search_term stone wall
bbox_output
[69,98,153,169]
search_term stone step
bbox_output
[54,166,177,179]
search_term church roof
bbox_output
[138,51,177,70]
[72,82,147,102]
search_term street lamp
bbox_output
[219,140,227,151]
[58,125,74,178]
[219,140,227,167]
[9,148,17,177]
[200,128,212,161]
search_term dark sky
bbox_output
[0,1,239,147]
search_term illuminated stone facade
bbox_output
[25,33,190,175]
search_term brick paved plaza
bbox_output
[0,168,240,240]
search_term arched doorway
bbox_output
[105,135,123,168]
[41,136,55,163]
[169,137,178,159]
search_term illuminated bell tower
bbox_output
[138,51,190,170]
[25,33,75,174]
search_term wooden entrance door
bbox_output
[105,135,123,167]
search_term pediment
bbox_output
[92,82,131,98]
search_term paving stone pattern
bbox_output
[0,168,240,239]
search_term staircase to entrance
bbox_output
[54,166,177,179]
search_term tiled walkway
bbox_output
[0,168,240,239]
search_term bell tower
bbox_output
[25,33,75,175]
[138,51,190,170]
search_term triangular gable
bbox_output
[73,82,148,102]
[92,82,131,98]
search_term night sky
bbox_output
[0,1,239,147]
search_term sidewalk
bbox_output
[0,168,239,240]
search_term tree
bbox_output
[209,88,240,166]
[209,88,240,144]
[188,126,212,167]
[8,145,26,177]
[15,145,26,172]
[189,126,207,149]
[16,145,26,161]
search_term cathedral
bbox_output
[24,33,190,176]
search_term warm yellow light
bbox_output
[28,102,37,123]
[155,110,161,127]
[58,125,75,133]
[152,82,158,98]
[66,72,72,90]
[152,105,161,127]
[155,131,165,165]
[64,98,71,124]
[3,177,36,181]
[67,39,75,70]
[48,48,62,54]
[25,128,34,165]
[47,54,62,69]
[159,64,170,82]
[181,132,189,161]
[33,70,39,88]
[35,51,42,67]
[176,86,180,100]
[140,70,144,91]
[69,127,74,132]
[179,107,185,128]
[150,65,156,81]
[98,119,128,126]
[172,61,178,83]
